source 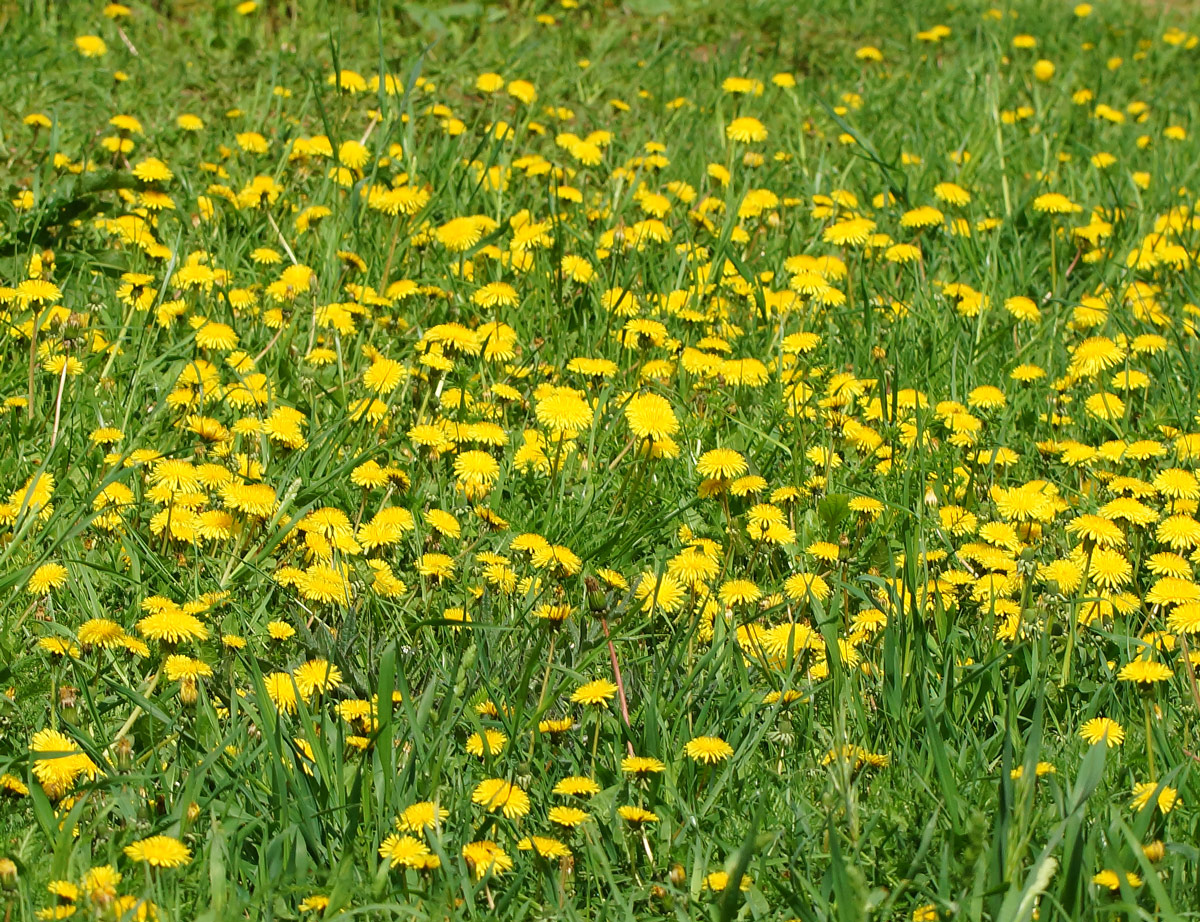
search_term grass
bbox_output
[2,0,1200,919]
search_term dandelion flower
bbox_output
[137,610,209,644]
[518,836,571,858]
[684,735,734,764]
[31,729,100,797]
[1032,192,1082,214]
[548,806,590,827]
[552,776,601,797]
[472,778,531,818]
[625,392,678,441]
[263,672,300,713]
[726,117,767,143]
[1130,782,1181,814]
[27,563,68,595]
[617,804,659,823]
[696,448,747,479]
[621,755,666,774]
[462,840,512,879]
[466,729,509,756]
[397,801,449,832]
[292,659,343,697]
[378,834,430,869]
[1093,869,1142,891]
[1117,659,1173,685]
[1079,718,1125,747]
[75,35,108,57]
[570,679,618,706]
[123,835,192,868]
[704,870,751,892]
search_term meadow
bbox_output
[2,0,1200,918]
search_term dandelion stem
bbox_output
[26,306,43,421]
[265,209,298,265]
[1062,543,1094,687]
[548,432,566,498]
[590,708,602,770]
[1049,225,1057,292]
[601,616,635,756]
[378,214,402,292]
[1144,699,1156,782]
[49,359,69,451]
[529,631,557,762]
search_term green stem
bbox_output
[589,708,602,770]
[1049,224,1058,293]
[528,631,557,762]
[1144,699,1156,783]
[1062,543,1095,687]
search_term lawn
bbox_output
[2,0,1200,919]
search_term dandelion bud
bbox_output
[90,879,116,910]
[114,735,134,770]
[1017,549,1038,578]
[585,577,606,613]
[1143,840,1165,862]
[58,685,78,723]
[668,863,686,887]
[180,676,198,706]
[0,857,17,890]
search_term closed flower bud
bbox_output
[58,685,79,724]
[585,576,607,613]
[0,857,17,889]
[114,735,134,770]
[180,675,198,706]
